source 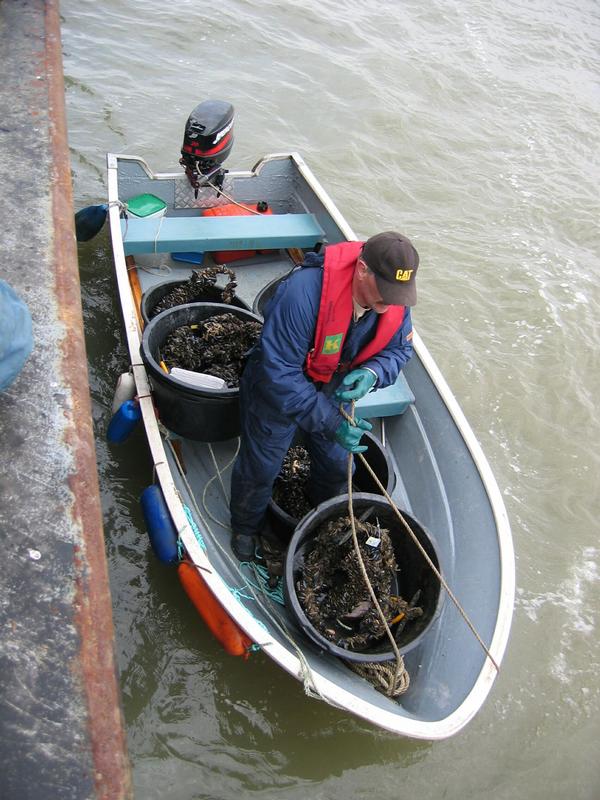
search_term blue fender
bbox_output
[140,485,179,564]
[75,203,108,242]
[107,399,141,444]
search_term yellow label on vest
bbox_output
[395,268,414,282]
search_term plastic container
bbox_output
[140,485,179,564]
[141,278,251,324]
[111,371,136,415]
[178,561,254,658]
[126,193,167,218]
[203,202,272,263]
[170,252,205,265]
[169,368,226,390]
[107,399,142,443]
[252,273,287,319]
[268,429,396,541]
[140,302,263,441]
[74,203,108,242]
[284,493,443,662]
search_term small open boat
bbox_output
[104,101,514,740]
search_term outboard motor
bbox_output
[180,100,234,197]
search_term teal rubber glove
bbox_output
[334,368,377,402]
[334,417,373,453]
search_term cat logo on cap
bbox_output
[395,268,414,282]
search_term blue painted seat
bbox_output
[355,372,415,418]
[121,213,324,255]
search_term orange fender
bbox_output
[178,560,254,658]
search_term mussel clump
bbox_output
[272,446,367,520]
[161,312,262,387]
[151,266,238,318]
[296,515,421,651]
[272,445,313,520]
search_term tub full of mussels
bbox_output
[141,302,263,441]
[141,266,250,324]
[284,493,443,662]
[269,432,396,540]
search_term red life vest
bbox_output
[305,241,406,383]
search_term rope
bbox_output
[112,199,129,240]
[240,561,285,605]
[108,199,127,212]
[135,261,173,277]
[201,440,239,530]
[205,178,264,215]
[344,401,410,697]
[347,660,410,696]
[163,437,329,702]
[153,213,165,254]
[341,406,500,673]
[182,503,206,551]
[207,441,232,503]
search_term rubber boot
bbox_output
[231,533,256,561]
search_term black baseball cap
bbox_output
[361,231,419,306]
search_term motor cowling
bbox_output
[180,100,234,193]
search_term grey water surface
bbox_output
[62,0,600,797]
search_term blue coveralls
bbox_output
[229,252,413,539]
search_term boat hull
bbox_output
[106,150,515,739]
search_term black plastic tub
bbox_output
[141,278,250,324]
[252,273,287,318]
[284,493,443,662]
[140,302,262,441]
[268,430,396,540]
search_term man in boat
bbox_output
[229,231,418,561]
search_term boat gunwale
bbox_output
[106,150,514,740]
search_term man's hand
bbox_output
[334,417,373,453]
[334,368,377,402]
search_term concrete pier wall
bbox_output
[0,2,132,798]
